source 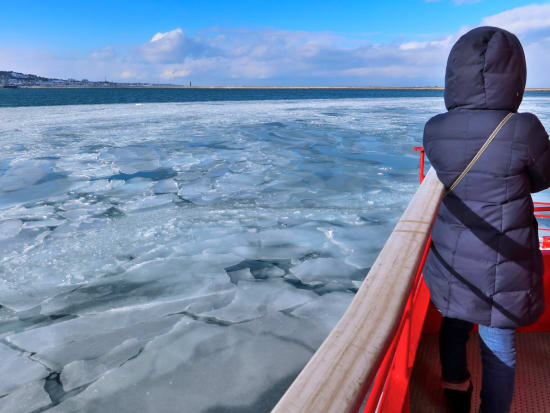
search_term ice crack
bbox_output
[24,372,95,413]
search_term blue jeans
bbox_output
[439,317,516,413]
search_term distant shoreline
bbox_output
[10,85,550,92]
[4,72,549,91]
[18,85,445,90]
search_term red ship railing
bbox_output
[535,201,550,219]
[363,147,431,413]
[361,148,550,413]
[362,236,432,413]
[272,155,444,412]
[271,147,548,413]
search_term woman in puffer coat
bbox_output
[423,26,550,413]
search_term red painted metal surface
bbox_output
[413,147,425,183]
[362,237,432,413]
[360,249,550,413]
[358,149,550,412]
[534,202,550,218]
[518,250,550,332]
[360,149,430,413]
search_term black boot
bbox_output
[443,381,473,413]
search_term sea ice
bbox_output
[152,179,178,194]
[99,146,162,174]
[60,338,143,392]
[290,257,361,286]
[0,219,22,239]
[290,291,356,332]
[0,159,53,192]
[1,96,549,412]
[43,313,329,413]
[0,380,52,413]
[0,342,50,396]
[201,279,318,323]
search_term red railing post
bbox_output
[413,147,425,183]
[534,202,550,219]
[359,149,549,413]
[361,236,433,413]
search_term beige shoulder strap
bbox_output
[445,112,514,196]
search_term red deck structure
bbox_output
[360,149,550,413]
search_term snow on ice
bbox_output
[1,96,549,412]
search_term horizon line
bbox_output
[18,85,550,91]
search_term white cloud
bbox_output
[476,3,550,87]
[120,70,144,80]
[524,36,550,86]
[151,28,182,43]
[400,36,453,50]
[91,46,116,61]
[400,41,427,51]
[481,4,550,35]
[228,57,273,79]
[0,28,453,86]
[141,28,219,63]
[342,65,428,79]
[160,67,191,79]
[6,3,550,86]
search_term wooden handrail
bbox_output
[271,167,444,413]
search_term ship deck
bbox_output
[410,331,550,413]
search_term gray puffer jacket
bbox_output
[423,26,550,328]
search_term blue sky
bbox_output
[2,1,550,86]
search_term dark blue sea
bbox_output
[0,87,448,107]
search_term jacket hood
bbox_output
[444,26,526,111]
